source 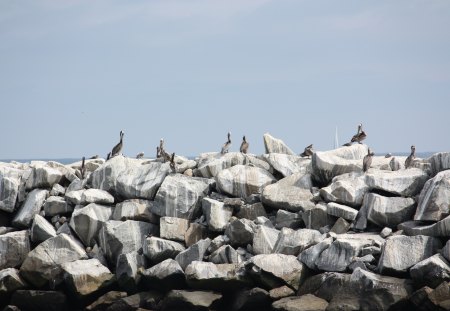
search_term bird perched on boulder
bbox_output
[136,152,144,159]
[221,132,231,154]
[170,153,176,173]
[240,136,249,154]
[363,148,374,172]
[111,130,124,157]
[344,123,367,146]
[300,144,314,158]
[405,145,416,169]
[80,157,86,179]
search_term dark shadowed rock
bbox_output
[410,254,450,288]
[299,237,333,270]
[209,245,243,264]
[272,294,328,311]
[269,285,295,300]
[0,268,28,296]
[106,291,162,311]
[236,202,268,220]
[330,217,351,234]
[275,209,303,230]
[143,236,185,264]
[229,287,271,311]
[116,251,146,293]
[43,196,72,217]
[161,289,222,311]
[141,258,186,291]
[85,291,128,311]
[225,218,257,247]
[185,223,208,247]
[11,290,68,311]
[302,204,334,230]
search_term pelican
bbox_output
[390,157,400,171]
[385,153,392,158]
[350,123,367,144]
[221,132,231,154]
[159,138,171,162]
[89,155,99,159]
[405,145,416,169]
[363,148,374,172]
[300,144,314,158]
[156,146,161,158]
[136,152,144,159]
[170,152,176,172]
[80,157,86,179]
[111,130,124,157]
[106,152,111,161]
[240,136,249,154]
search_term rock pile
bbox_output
[1,135,450,311]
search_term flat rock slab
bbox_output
[326,202,357,221]
[365,168,429,197]
[262,153,311,177]
[12,189,48,228]
[162,289,222,310]
[399,215,450,237]
[365,193,416,228]
[415,170,450,221]
[143,236,185,263]
[160,217,190,242]
[272,294,329,311]
[81,189,115,205]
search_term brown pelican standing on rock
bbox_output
[80,157,86,179]
[111,130,124,157]
[405,145,416,169]
[240,136,249,154]
[170,153,176,172]
[344,123,367,146]
[106,152,111,161]
[390,157,400,171]
[156,146,161,158]
[363,148,374,172]
[221,132,231,154]
[89,155,99,159]
[136,152,144,159]
[159,138,171,162]
[300,144,314,158]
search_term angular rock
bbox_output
[269,285,296,300]
[297,272,353,301]
[225,218,257,247]
[415,170,450,221]
[64,190,84,205]
[43,196,73,217]
[236,202,267,220]
[162,289,222,311]
[185,223,208,247]
[412,281,450,310]
[62,258,114,298]
[326,202,357,221]
[230,287,271,311]
[85,291,128,311]
[116,251,146,293]
[81,189,114,205]
[0,169,21,213]
[399,215,450,237]
[380,227,393,238]
[275,210,303,230]
[428,152,450,177]
[330,217,351,234]
[202,198,233,232]
[20,233,88,288]
[365,168,429,197]
[261,174,315,212]
[262,153,311,177]
[312,144,368,186]
[208,235,230,254]
[216,165,276,199]
[10,290,68,311]
[141,258,186,291]
[272,228,322,256]
[160,216,190,242]
[98,220,158,265]
[31,214,57,243]
[410,254,450,288]
[25,166,64,190]
[70,203,112,247]
[320,172,369,207]
[112,199,157,223]
[272,294,328,311]
[106,290,162,311]
[0,268,27,296]
[0,230,30,269]
[152,174,214,219]
[302,204,334,230]
[175,238,211,270]
[49,183,66,197]
[89,156,169,200]
[443,240,450,262]
[263,133,295,155]
[143,236,185,263]
[299,237,333,270]
[253,225,280,255]
[12,189,48,228]
[365,193,416,228]
[246,254,307,290]
[378,235,442,274]
[209,245,242,264]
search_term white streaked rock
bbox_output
[31,214,56,243]
[12,189,48,228]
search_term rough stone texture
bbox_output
[106,290,162,311]
[89,155,169,200]
[365,168,429,197]
[0,268,27,296]
[297,272,353,301]
[273,228,323,256]
[263,133,295,155]
[311,144,368,186]
[216,165,276,199]
[225,218,257,247]
[116,251,146,293]
[98,220,158,265]
[81,189,114,205]
[246,254,307,290]
[299,237,333,270]
[25,166,64,190]
[302,204,334,230]
[275,210,303,230]
[10,290,68,311]
[380,227,393,238]
[253,226,280,255]
[410,254,450,288]
[152,174,214,219]
[326,202,357,221]
[443,240,450,262]
[320,172,369,208]
[365,193,416,228]
[31,214,57,243]
[415,170,450,221]
[262,153,311,177]
[12,189,48,228]
[20,233,88,288]
[230,287,271,311]
[69,203,113,247]
[272,294,329,311]
[112,199,157,223]
[202,198,233,232]
[141,258,186,291]
[399,215,450,237]
[0,230,30,270]
[330,218,350,234]
[64,190,84,205]
[160,216,190,242]
[269,286,295,300]
[175,238,211,270]
[185,223,208,247]
[62,258,113,298]
[143,236,185,263]
[378,235,442,274]
[0,168,22,213]
[85,291,128,311]
[43,196,72,217]
[428,152,450,177]
[162,289,222,311]
[209,245,242,264]
[236,202,268,221]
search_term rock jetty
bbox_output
[1,134,450,310]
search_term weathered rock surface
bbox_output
[143,236,185,263]
[415,170,450,221]
[272,294,329,311]
[0,168,22,213]
[326,202,357,221]
[320,172,369,207]
[185,223,208,247]
[175,238,211,270]
[365,193,416,228]
[160,216,190,242]
[85,290,127,311]
[20,233,88,287]
[225,218,257,247]
[230,287,271,311]
[81,189,114,205]
[106,290,162,311]
[365,168,429,197]
[262,153,311,177]
[263,133,295,155]
[236,202,267,220]
[428,152,450,176]
[152,174,214,219]
[43,196,72,217]
[299,237,333,270]
[115,251,145,293]
[25,166,64,190]
[12,189,48,228]
[410,254,450,288]
[112,199,157,223]
[272,228,322,256]
[302,204,334,230]
[209,245,242,264]
[162,289,222,311]
[31,214,56,243]
[253,225,280,255]
[0,268,27,296]
[202,198,233,232]
[141,258,186,291]
[399,215,450,237]
[275,210,303,230]
[0,230,30,270]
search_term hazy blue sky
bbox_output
[1,0,449,159]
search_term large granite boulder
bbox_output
[61,258,114,298]
[410,254,450,288]
[428,152,450,177]
[378,235,442,274]
[415,170,450,221]
[12,189,48,228]
[261,173,315,212]
[89,156,169,200]
[272,294,329,311]
[208,245,243,264]
[272,228,322,256]
[302,204,335,230]
[0,167,22,213]
[160,216,190,242]
[298,237,333,270]
[43,196,72,217]
[69,203,113,247]
[0,268,28,296]
[162,289,222,311]
[326,202,357,221]
[275,210,303,230]
[20,234,88,288]
[312,144,368,186]
[216,165,276,199]
[365,193,416,228]
[263,133,295,155]
[141,258,186,291]
[143,236,185,263]
[320,172,369,208]
[112,199,157,223]
[202,198,233,232]
[81,189,114,205]
[246,254,307,290]
[115,251,146,293]
[365,168,429,197]
[25,165,64,190]
[253,225,280,255]
[98,220,158,265]
[175,238,211,270]
[225,218,257,247]
[152,174,214,219]
[262,153,311,177]
[31,214,57,243]
[0,230,30,269]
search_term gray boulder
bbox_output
[253,226,280,255]
[12,189,48,228]
[81,189,114,205]
[272,294,329,311]
[235,202,267,220]
[399,215,450,237]
[162,289,222,311]
[272,228,323,256]
[302,204,334,230]
[262,153,311,177]
[330,217,351,234]
[312,144,368,186]
[43,196,72,217]
[31,214,57,243]
[112,199,157,223]
[202,198,233,232]
[326,202,357,221]
[116,251,146,293]
[25,166,64,190]
[320,172,369,208]
[365,193,416,228]
[152,174,214,219]
[410,254,450,288]
[299,237,333,270]
[230,287,271,311]
[0,230,30,269]
[11,290,68,311]
[428,152,450,176]
[365,168,429,197]
[185,223,208,247]
[160,216,190,242]
[141,258,186,291]
[275,210,303,230]
[415,170,450,221]
[105,290,162,311]
[225,218,257,247]
[20,233,88,288]
[378,235,442,274]
[69,203,112,247]
[263,133,295,155]
[175,238,211,270]
[64,190,84,205]
[209,245,243,264]
[0,268,27,296]
[143,236,185,263]
[443,240,450,262]
[0,168,22,213]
